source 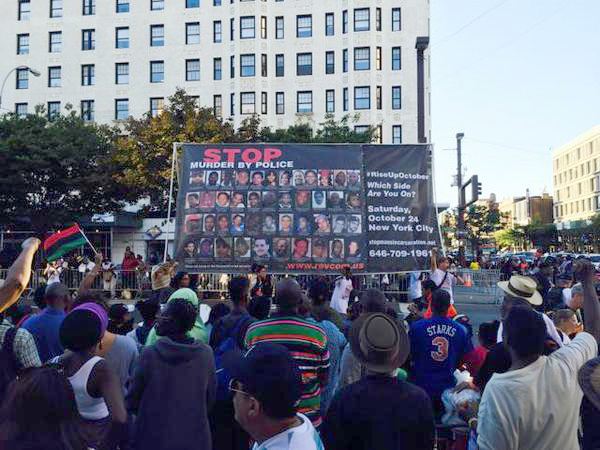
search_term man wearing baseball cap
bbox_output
[230,343,324,450]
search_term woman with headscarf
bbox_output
[54,304,127,450]
[145,288,209,345]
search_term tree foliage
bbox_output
[0,107,120,232]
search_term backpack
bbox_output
[214,316,250,402]
[0,327,19,399]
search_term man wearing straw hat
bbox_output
[477,259,600,450]
[321,312,435,449]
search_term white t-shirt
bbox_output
[408,271,423,300]
[477,332,597,450]
[251,414,324,450]
[496,312,564,348]
[430,268,456,303]
[330,278,353,315]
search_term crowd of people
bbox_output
[1,238,600,449]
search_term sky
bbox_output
[430,0,600,207]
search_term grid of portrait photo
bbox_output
[180,168,364,262]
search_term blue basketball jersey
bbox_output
[409,316,471,398]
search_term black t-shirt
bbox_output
[321,375,435,450]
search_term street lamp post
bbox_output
[0,65,41,111]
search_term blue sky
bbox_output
[430,0,600,206]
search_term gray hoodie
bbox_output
[127,336,217,450]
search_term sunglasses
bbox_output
[228,378,252,397]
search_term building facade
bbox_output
[0,0,430,144]
[553,124,600,225]
[499,193,553,228]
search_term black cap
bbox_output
[231,343,303,419]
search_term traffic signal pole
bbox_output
[456,133,466,266]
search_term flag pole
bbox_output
[164,143,178,262]
[78,226,99,256]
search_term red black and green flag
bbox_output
[43,224,87,261]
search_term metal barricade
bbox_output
[454,269,502,304]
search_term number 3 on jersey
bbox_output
[431,336,449,362]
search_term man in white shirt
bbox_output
[430,249,464,304]
[231,343,324,450]
[477,259,600,450]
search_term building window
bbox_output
[49,32,62,53]
[297,91,312,113]
[296,15,312,37]
[150,61,164,83]
[151,0,164,10]
[342,10,348,34]
[275,16,284,39]
[17,34,29,55]
[354,47,370,70]
[81,100,94,121]
[230,55,235,78]
[296,53,312,76]
[276,92,284,114]
[261,92,267,114]
[213,95,222,118]
[150,97,164,117]
[186,59,200,81]
[392,47,401,70]
[376,47,382,70]
[354,8,369,31]
[325,51,335,74]
[261,16,267,39]
[326,89,335,112]
[343,87,348,111]
[376,8,381,31]
[214,0,221,5]
[48,66,61,88]
[240,16,255,39]
[354,86,370,110]
[186,22,200,44]
[230,18,234,40]
[186,0,199,7]
[214,21,222,42]
[18,0,31,21]
[115,63,129,84]
[116,0,129,13]
[150,25,165,46]
[81,64,95,86]
[355,125,369,135]
[261,54,267,77]
[275,54,284,77]
[342,49,348,72]
[83,0,96,15]
[230,92,235,116]
[376,85,382,110]
[16,68,29,89]
[240,54,255,77]
[116,27,129,48]
[392,8,401,31]
[325,13,334,36]
[115,99,129,120]
[213,58,222,80]
[15,103,28,117]
[82,29,95,50]
[48,102,61,120]
[392,86,401,109]
[392,125,402,144]
[50,0,63,18]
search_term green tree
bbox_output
[464,204,506,255]
[0,106,120,232]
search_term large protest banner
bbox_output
[175,144,439,273]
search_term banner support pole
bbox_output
[164,143,178,263]
[79,226,99,256]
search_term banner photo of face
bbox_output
[175,144,438,273]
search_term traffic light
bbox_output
[471,175,481,202]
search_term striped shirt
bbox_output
[245,315,330,427]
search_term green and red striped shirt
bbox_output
[244,315,330,427]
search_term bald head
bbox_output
[274,278,303,310]
[44,283,70,309]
